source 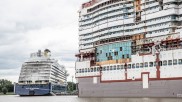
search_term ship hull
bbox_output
[78,77,182,98]
[15,83,66,96]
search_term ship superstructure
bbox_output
[75,0,182,97]
[15,49,67,96]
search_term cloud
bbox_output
[0,0,88,82]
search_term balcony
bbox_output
[79,28,93,35]
[163,0,177,3]
[141,2,158,10]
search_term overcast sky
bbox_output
[0,0,88,82]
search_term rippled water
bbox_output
[0,95,182,102]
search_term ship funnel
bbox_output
[44,49,51,57]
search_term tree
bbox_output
[2,87,8,94]
[67,82,76,92]
[0,79,14,93]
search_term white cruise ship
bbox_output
[75,0,182,97]
[15,49,67,96]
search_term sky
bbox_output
[0,0,88,83]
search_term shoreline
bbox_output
[0,92,15,95]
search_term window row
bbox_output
[80,28,171,45]
[87,0,132,13]
[79,15,174,33]
[83,0,172,22]
[81,4,177,26]
[76,59,182,73]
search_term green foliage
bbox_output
[2,87,8,94]
[67,82,76,92]
[0,79,14,93]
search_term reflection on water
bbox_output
[0,95,182,102]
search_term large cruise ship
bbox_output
[15,49,67,96]
[75,0,182,97]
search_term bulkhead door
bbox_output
[142,74,149,89]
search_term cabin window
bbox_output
[88,68,90,72]
[159,61,162,66]
[108,56,113,60]
[127,64,131,69]
[144,62,148,67]
[113,65,116,70]
[140,63,144,68]
[173,59,177,65]
[110,66,113,70]
[117,65,120,70]
[103,67,106,71]
[149,62,153,67]
[114,51,118,56]
[132,64,135,68]
[178,59,182,65]
[122,55,125,59]
[85,68,87,72]
[106,66,109,71]
[121,65,124,69]
[168,60,172,65]
[120,47,123,51]
[91,68,93,72]
[163,60,167,66]
[136,63,139,68]
[127,54,130,58]
[97,67,100,71]
[94,67,97,72]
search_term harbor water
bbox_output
[0,95,182,102]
